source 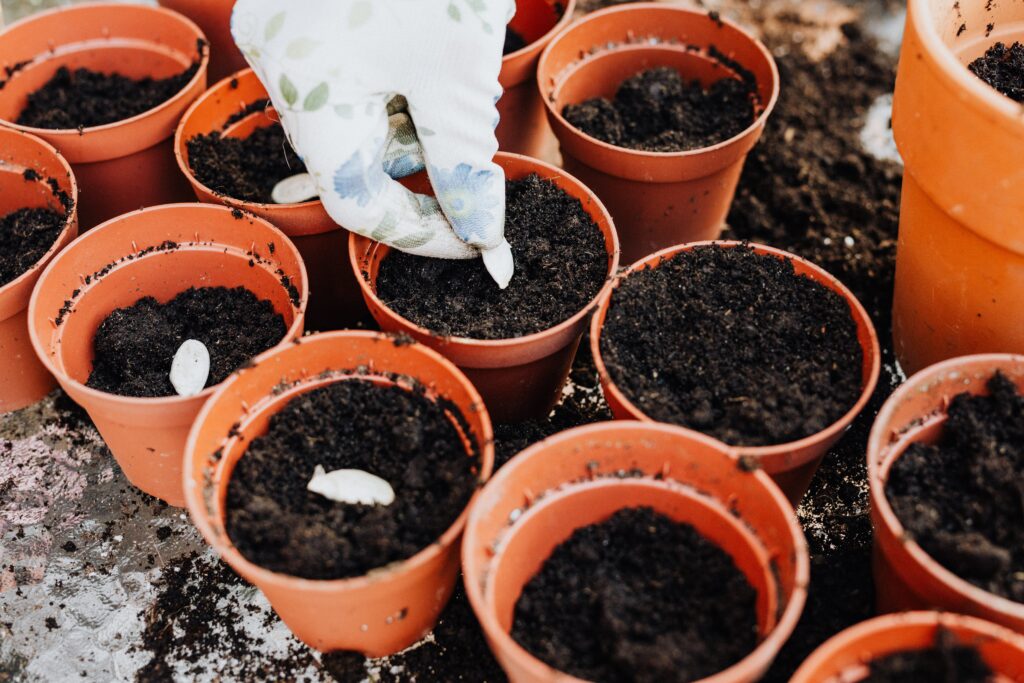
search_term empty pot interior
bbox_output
[486,478,777,641]
[920,0,1024,63]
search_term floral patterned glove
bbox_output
[231,0,516,287]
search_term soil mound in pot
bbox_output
[0,207,66,286]
[375,173,607,339]
[15,62,201,130]
[562,66,757,152]
[86,286,287,398]
[512,506,758,683]
[225,379,480,580]
[186,124,307,204]
[886,371,1024,603]
[863,628,993,683]
[968,41,1024,104]
[600,244,863,447]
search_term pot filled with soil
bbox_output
[184,330,493,655]
[27,203,307,507]
[175,69,364,331]
[791,611,1024,682]
[892,0,1024,376]
[868,353,1024,632]
[157,0,247,83]
[591,241,880,504]
[350,152,618,424]
[462,421,808,683]
[0,128,78,414]
[498,0,576,159]
[537,3,779,263]
[0,3,209,231]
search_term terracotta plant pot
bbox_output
[158,0,247,83]
[184,330,494,655]
[868,353,1024,632]
[791,611,1024,682]
[462,421,808,683]
[350,152,619,424]
[0,3,209,231]
[892,0,1024,376]
[537,3,779,263]
[591,241,881,504]
[0,128,78,413]
[27,203,308,507]
[175,69,365,332]
[498,0,576,159]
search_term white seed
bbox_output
[169,339,210,397]
[481,238,514,290]
[307,465,395,506]
[272,173,318,205]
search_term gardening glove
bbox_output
[231,0,516,288]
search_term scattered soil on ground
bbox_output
[0,207,65,285]
[968,41,1024,103]
[187,124,307,204]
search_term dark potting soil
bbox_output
[600,244,863,447]
[187,124,307,204]
[375,173,607,340]
[86,286,287,398]
[0,207,65,286]
[225,379,479,580]
[512,506,758,683]
[503,28,528,55]
[864,628,993,683]
[886,372,1024,603]
[562,66,757,152]
[968,41,1024,103]
[15,62,201,130]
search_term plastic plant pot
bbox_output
[891,0,1024,376]
[537,3,779,264]
[591,241,881,505]
[157,0,247,83]
[867,353,1024,632]
[462,421,809,683]
[350,152,619,424]
[0,128,78,414]
[183,331,494,655]
[27,203,308,508]
[791,611,1024,682]
[0,3,209,232]
[175,68,365,332]
[498,0,576,159]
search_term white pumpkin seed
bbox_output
[169,339,210,397]
[272,172,318,204]
[307,465,395,506]
[481,238,514,289]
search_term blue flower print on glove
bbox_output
[431,163,501,244]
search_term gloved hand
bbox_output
[231,0,516,287]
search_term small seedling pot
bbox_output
[350,152,619,424]
[791,611,1024,682]
[462,421,809,683]
[498,0,577,159]
[868,353,1024,632]
[591,241,881,505]
[537,3,779,263]
[175,69,365,332]
[27,203,308,507]
[0,3,209,231]
[183,330,494,655]
[892,0,1024,376]
[0,128,78,413]
[157,0,247,83]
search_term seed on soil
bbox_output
[169,339,211,398]
[187,124,307,204]
[271,172,318,205]
[307,465,396,507]
[863,627,993,683]
[968,41,1024,103]
[0,206,66,286]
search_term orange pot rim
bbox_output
[536,2,781,161]
[502,0,578,65]
[173,68,323,214]
[0,2,211,139]
[183,329,495,592]
[906,0,1024,134]
[590,240,881,463]
[0,129,78,300]
[867,353,1024,622]
[348,151,620,350]
[26,202,309,409]
[462,420,810,683]
[791,610,1024,682]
